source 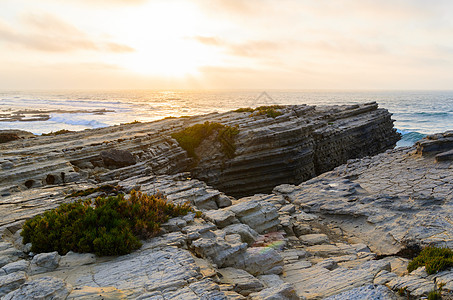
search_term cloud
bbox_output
[193,35,283,57]
[43,0,148,6]
[0,13,134,53]
[192,36,222,46]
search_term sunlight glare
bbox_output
[116,1,219,77]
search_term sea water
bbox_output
[1,90,452,147]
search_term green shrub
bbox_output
[428,290,442,300]
[234,107,254,113]
[22,190,191,256]
[234,105,284,118]
[408,246,453,275]
[122,120,141,125]
[171,121,239,161]
[41,129,73,136]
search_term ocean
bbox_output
[1,90,452,147]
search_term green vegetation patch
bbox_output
[22,190,191,256]
[122,120,141,125]
[234,105,284,118]
[171,121,239,161]
[428,289,442,300]
[408,246,453,275]
[41,129,74,136]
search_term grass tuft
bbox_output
[41,129,74,136]
[171,121,239,161]
[234,105,284,118]
[408,246,453,275]
[22,190,191,256]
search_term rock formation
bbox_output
[2,105,453,299]
[0,102,399,198]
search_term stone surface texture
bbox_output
[1,106,453,300]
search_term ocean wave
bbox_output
[414,112,451,117]
[396,129,427,147]
[49,116,108,128]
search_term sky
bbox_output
[1,0,453,90]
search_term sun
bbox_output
[113,1,220,78]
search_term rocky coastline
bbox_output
[0,104,452,299]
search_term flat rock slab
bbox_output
[299,234,329,245]
[62,246,228,299]
[218,267,264,296]
[3,276,72,300]
[282,260,390,299]
[0,271,28,298]
[386,274,434,298]
[324,284,397,300]
[436,149,453,162]
[249,283,299,300]
[67,286,126,299]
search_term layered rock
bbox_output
[0,103,399,198]
[193,103,399,196]
[6,106,453,300]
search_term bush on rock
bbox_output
[408,246,453,275]
[21,190,191,256]
[235,105,284,118]
[171,121,239,160]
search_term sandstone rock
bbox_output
[386,274,434,298]
[436,149,453,162]
[161,217,187,233]
[0,242,14,252]
[416,132,453,155]
[218,267,264,296]
[316,258,338,270]
[283,260,390,299]
[324,284,397,300]
[141,232,188,250]
[373,270,398,285]
[204,209,238,228]
[72,247,203,298]
[305,244,347,257]
[293,223,314,237]
[279,204,296,214]
[294,211,318,222]
[257,274,285,288]
[100,149,136,168]
[31,251,60,274]
[191,235,247,267]
[192,103,399,197]
[228,198,279,234]
[0,271,28,297]
[434,270,453,292]
[0,260,30,275]
[380,256,409,276]
[249,283,299,300]
[3,276,72,300]
[299,233,329,245]
[280,249,308,264]
[216,194,233,208]
[225,247,284,276]
[220,224,259,245]
[59,251,96,268]
[67,286,126,299]
[0,254,20,269]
